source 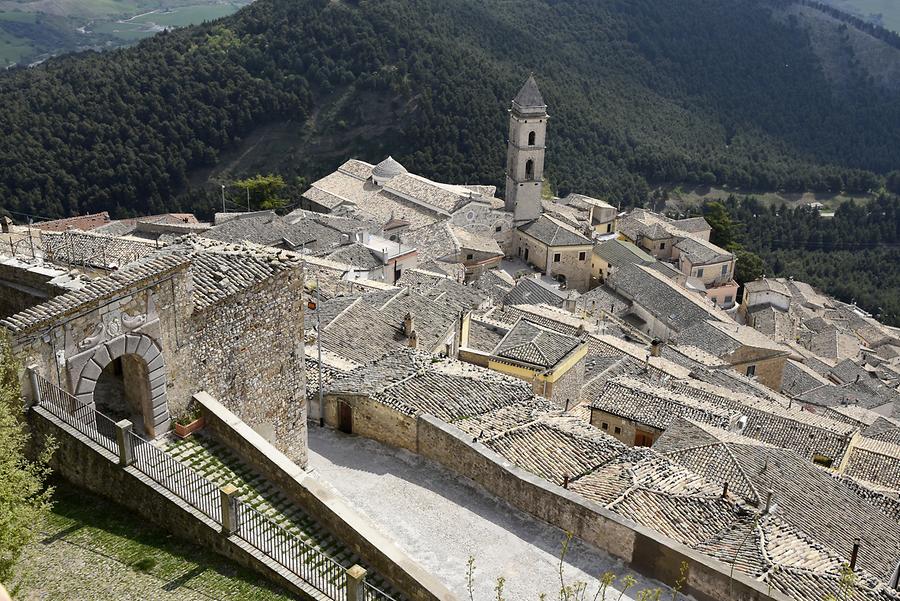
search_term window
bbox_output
[466,253,474,261]
[696,268,704,278]
[579,251,586,261]
[746,365,756,377]
[724,295,733,305]
[553,253,561,263]
[525,159,534,180]
[659,242,665,250]
[606,223,612,233]
[601,422,609,431]
[614,426,621,435]
[528,131,536,146]
[721,264,728,276]
[495,225,502,232]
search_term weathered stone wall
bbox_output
[415,415,790,601]
[29,406,326,601]
[0,263,67,319]
[323,392,418,452]
[196,392,456,601]
[189,267,307,465]
[546,356,585,408]
[726,348,787,392]
[12,263,194,428]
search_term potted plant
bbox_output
[174,404,204,438]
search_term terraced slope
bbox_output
[163,434,403,598]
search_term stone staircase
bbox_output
[163,435,403,599]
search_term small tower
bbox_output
[505,75,548,223]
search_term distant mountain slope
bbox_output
[2,0,900,220]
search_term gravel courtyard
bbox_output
[307,426,667,601]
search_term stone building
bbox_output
[505,75,548,224]
[515,215,593,291]
[1,237,309,464]
[460,318,588,407]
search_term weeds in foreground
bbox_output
[465,532,688,601]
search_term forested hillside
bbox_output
[721,195,900,325]
[3,0,900,220]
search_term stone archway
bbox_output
[69,333,171,437]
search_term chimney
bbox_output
[407,330,418,349]
[721,481,729,499]
[650,339,662,357]
[0,216,11,233]
[403,312,415,338]
[849,538,861,571]
[764,489,774,513]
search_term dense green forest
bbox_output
[718,195,900,325]
[2,0,900,220]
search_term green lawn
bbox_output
[10,478,295,601]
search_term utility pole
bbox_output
[246,187,251,212]
[316,277,324,427]
[221,184,226,214]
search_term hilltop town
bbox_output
[1,77,899,601]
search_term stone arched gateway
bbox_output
[67,332,171,437]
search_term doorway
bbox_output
[338,402,353,434]
[93,354,153,436]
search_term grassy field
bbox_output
[0,0,250,64]
[823,0,900,32]
[664,184,875,213]
[9,478,294,601]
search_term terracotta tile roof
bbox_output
[492,319,582,368]
[517,214,592,247]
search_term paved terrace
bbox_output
[307,426,666,601]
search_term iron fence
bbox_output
[363,582,401,601]
[35,373,119,455]
[128,430,222,523]
[30,371,403,601]
[236,502,347,600]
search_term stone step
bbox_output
[160,435,405,600]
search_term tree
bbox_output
[233,174,287,210]
[0,332,55,584]
[702,202,737,249]
[734,249,767,285]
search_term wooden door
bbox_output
[338,402,352,434]
[634,430,654,447]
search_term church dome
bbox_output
[372,156,407,185]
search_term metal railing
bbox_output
[128,430,222,523]
[236,502,347,600]
[29,371,404,601]
[363,582,401,601]
[35,374,119,455]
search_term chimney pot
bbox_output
[403,312,415,337]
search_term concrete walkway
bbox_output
[307,427,667,601]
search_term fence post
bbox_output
[220,484,240,535]
[346,564,367,601]
[115,420,134,466]
[27,366,41,407]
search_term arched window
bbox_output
[525,159,534,180]
[528,131,536,146]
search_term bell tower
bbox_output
[505,75,548,223]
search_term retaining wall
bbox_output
[195,392,456,601]
[30,406,327,601]
[415,414,790,601]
